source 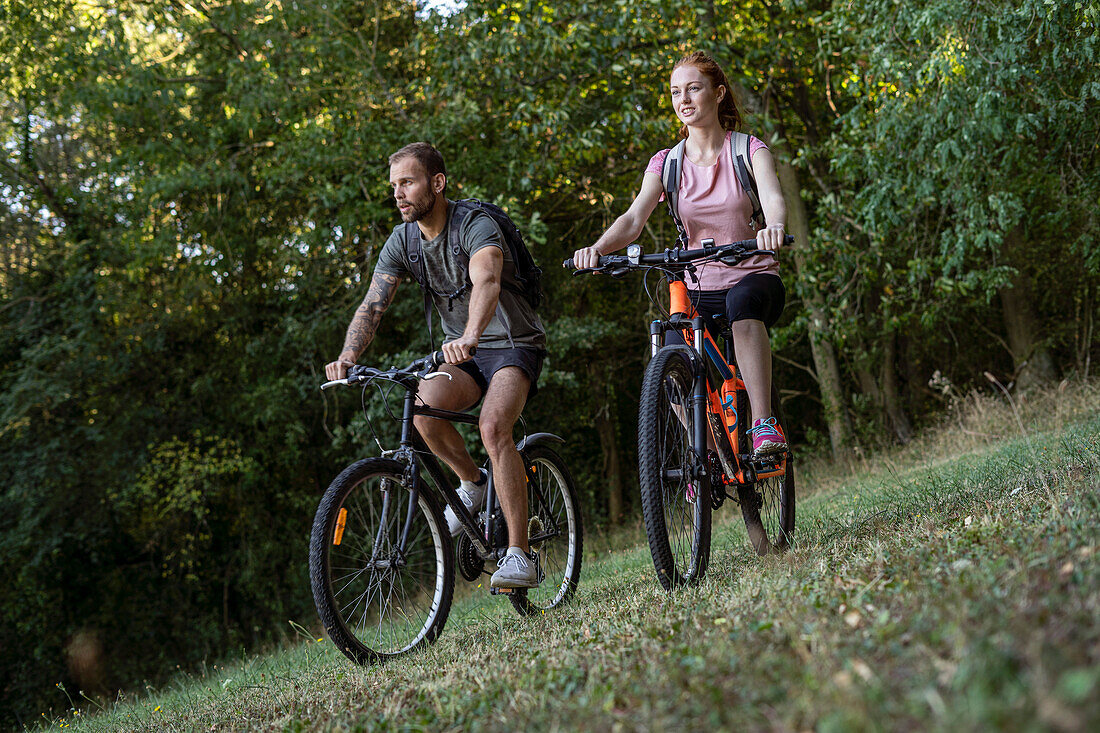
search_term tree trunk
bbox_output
[880,331,913,443]
[775,158,854,460]
[999,228,1057,390]
[595,402,624,524]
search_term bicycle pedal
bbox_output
[490,586,518,595]
[752,454,786,479]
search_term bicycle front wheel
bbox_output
[638,346,712,590]
[309,458,454,664]
[509,443,583,616]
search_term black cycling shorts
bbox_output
[665,273,786,349]
[454,346,544,403]
[688,273,786,329]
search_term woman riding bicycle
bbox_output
[571,51,789,456]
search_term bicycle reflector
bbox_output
[333,508,348,546]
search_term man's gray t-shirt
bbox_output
[374,202,546,350]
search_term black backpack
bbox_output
[404,199,543,347]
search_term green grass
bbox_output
[40,387,1100,732]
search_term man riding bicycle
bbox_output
[324,142,546,589]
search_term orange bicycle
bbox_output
[567,237,795,589]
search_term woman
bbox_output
[572,51,788,456]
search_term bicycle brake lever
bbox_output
[571,267,600,276]
[421,371,453,381]
[608,267,631,278]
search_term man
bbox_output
[324,142,546,589]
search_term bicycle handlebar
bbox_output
[321,348,474,390]
[562,235,794,273]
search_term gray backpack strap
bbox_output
[405,221,437,351]
[730,131,764,230]
[447,200,473,272]
[660,140,690,247]
[449,200,514,347]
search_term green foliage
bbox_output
[113,434,260,583]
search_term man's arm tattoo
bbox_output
[340,272,399,359]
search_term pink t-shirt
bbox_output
[646,132,779,291]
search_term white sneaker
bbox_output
[490,548,541,589]
[444,469,488,536]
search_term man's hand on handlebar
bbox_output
[325,355,357,381]
[571,245,603,270]
[442,335,478,365]
[756,224,787,252]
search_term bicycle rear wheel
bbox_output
[508,443,583,616]
[638,346,712,590]
[736,385,796,554]
[309,458,454,664]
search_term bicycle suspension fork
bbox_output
[690,316,709,462]
[649,314,710,481]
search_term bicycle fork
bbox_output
[650,315,711,485]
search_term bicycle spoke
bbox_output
[313,466,450,658]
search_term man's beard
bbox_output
[401,189,437,222]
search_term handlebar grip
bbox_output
[429,346,477,368]
[562,258,575,270]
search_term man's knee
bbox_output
[414,413,446,438]
[479,414,515,455]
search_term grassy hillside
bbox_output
[37,384,1100,732]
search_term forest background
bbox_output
[1,0,1096,724]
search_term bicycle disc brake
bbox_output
[456,532,484,582]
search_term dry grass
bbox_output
[799,377,1100,497]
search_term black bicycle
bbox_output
[310,351,583,664]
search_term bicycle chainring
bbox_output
[708,451,727,510]
[456,532,484,582]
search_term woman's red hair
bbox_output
[672,52,743,138]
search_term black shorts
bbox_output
[455,346,544,403]
[665,274,786,349]
[688,273,786,330]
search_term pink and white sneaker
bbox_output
[747,417,787,457]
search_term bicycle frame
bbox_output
[651,278,786,485]
[384,381,562,564]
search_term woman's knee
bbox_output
[730,317,765,335]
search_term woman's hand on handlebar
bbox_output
[571,245,603,270]
[756,224,787,252]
